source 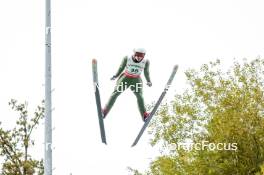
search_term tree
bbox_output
[0,99,44,175]
[132,58,264,175]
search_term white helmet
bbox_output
[133,48,146,54]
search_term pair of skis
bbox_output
[92,59,178,146]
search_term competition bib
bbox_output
[125,56,146,76]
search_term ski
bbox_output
[92,59,107,144]
[131,65,178,147]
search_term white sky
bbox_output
[0,0,264,174]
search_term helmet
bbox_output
[133,48,146,62]
[133,48,146,54]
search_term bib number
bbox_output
[130,68,139,74]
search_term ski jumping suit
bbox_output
[104,56,151,119]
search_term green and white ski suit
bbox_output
[104,56,151,119]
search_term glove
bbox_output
[110,75,117,80]
[147,82,152,87]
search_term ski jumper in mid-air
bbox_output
[103,48,152,122]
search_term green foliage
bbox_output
[0,99,44,175]
[133,58,264,175]
[256,163,264,175]
[128,167,145,175]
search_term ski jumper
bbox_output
[104,56,151,120]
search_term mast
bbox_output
[44,0,52,174]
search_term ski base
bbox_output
[92,59,107,144]
[131,65,178,147]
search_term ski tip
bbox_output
[92,59,97,64]
[173,65,179,71]
[131,141,138,147]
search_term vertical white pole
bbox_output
[45,0,52,174]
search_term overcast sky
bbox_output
[0,0,264,174]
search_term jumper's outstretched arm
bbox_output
[144,60,151,83]
[114,57,128,77]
